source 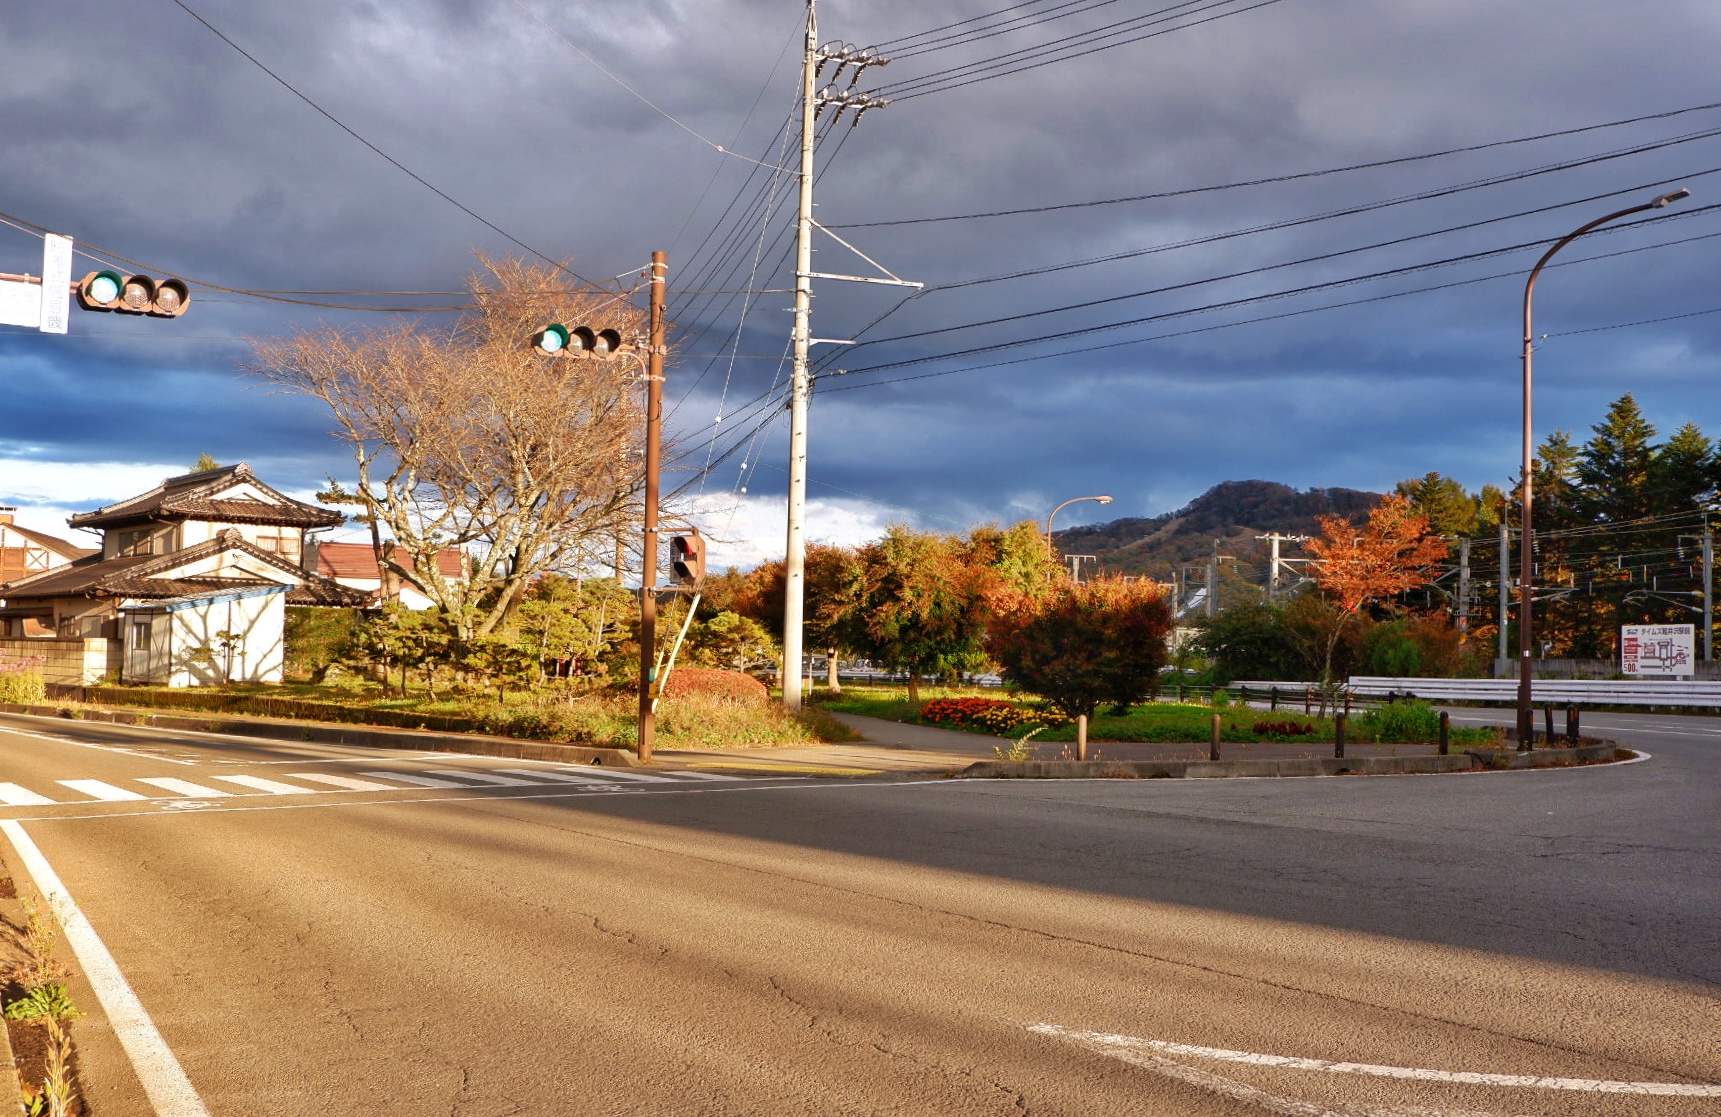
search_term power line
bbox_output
[166,0,595,285]
[829,100,1721,228]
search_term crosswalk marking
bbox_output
[59,780,149,802]
[284,773,402,792]
[135,778,233,798]
[356,771,472,789]
[211,775,313,795]
[0,784,57,806]
[0,764,773,808]
[422,770,546,787]
[551,767,676,783]
[491,768,614,785]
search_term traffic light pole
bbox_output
[638,250,668,762]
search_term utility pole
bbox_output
[780,3,905,711]
[1456,536,1472,642]
[1705,520,1714,662]
[1497,520,1510,674]
[636,251,668,762]
[1255,532,1309,600]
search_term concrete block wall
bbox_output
[0,638,113,686]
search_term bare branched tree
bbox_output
[248,256,649,640]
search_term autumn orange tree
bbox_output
[988,576,1174,719]
[1304,493,1448,705]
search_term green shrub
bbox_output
[1360,699,1441,742]
[0,669,46,705]
[3,984,80,1022]
[1210,687,1231,708]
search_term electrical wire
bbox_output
[166,0,595,286]
[830,100,1721,228]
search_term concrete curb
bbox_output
[0,703,640,767]
[960,744,1620,779]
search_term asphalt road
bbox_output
[0,709,1715,1116]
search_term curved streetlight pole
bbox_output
[1516,188,1688,749]
[1046,495,1113,563]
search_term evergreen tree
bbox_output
[1575,394,1659,525]
[1649,421,1715,516]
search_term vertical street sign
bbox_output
[39,234,72,335]
[0,278,40,329]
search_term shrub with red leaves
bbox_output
[1253,720,1318,739]
[662,668,769,703]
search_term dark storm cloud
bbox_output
[2,0,1719,537]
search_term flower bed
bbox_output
[921,696,1068,735]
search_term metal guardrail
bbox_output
[1346,675,1721,706]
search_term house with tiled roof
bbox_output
[0,510,96,626]
[0,463,369,687]
[312,541,467,610]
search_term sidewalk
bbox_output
[654,712,1010,776]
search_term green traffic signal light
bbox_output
[533,323,571,354]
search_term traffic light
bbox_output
[76,271,190,317]
[669,533,705,585]
[531,323,630,357]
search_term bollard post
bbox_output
[1270,686,1279,712]
[1543,705,1554,748]
[1210,714,1222,762]
[1344,690,1352,716]
[1178,683,1185,703]
[1438,710,1450,755]
[1334,713,1346,759]
[1566,704,1580,742]
[1076,714,1088,762]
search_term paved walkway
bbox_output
[654,712,1010,776]
[654,712,1443,776]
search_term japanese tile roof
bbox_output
[0,530,370,608]
[0,523,96,560]
[67,462,344,530]
[316,541,466,580]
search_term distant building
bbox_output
[313,541,467,611]
[0,509,95,635]
[0,464,368,688]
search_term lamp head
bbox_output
[1095,495,1113,504]
[1652,187,1691,208]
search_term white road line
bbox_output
[59,779,150,802]
[671,771,744,781]
[0,726,199,765]
[1030,1026,1721,1097]
[422,770,547,787]
[356,771,472,788]
[1,820,210,1117]
[491,768,616,785]
[283,773,403,792]
[0,783,57,806]
[210,775,313,795]
[135,778,233,798]
[559,767,676,783]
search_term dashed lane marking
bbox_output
[58,779,149,802]
[135,778,233,798]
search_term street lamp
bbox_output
[1046,495,1113,559]
[1515,187,1689,749]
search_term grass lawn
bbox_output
[818,686,1499,746]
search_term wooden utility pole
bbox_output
[637,250,667,763]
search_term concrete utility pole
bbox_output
[1457,536,1472,642]
[781,3,906,711]
[1497,520,1510,673]
[1705,522,1714,662]
[637,251,668,763]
